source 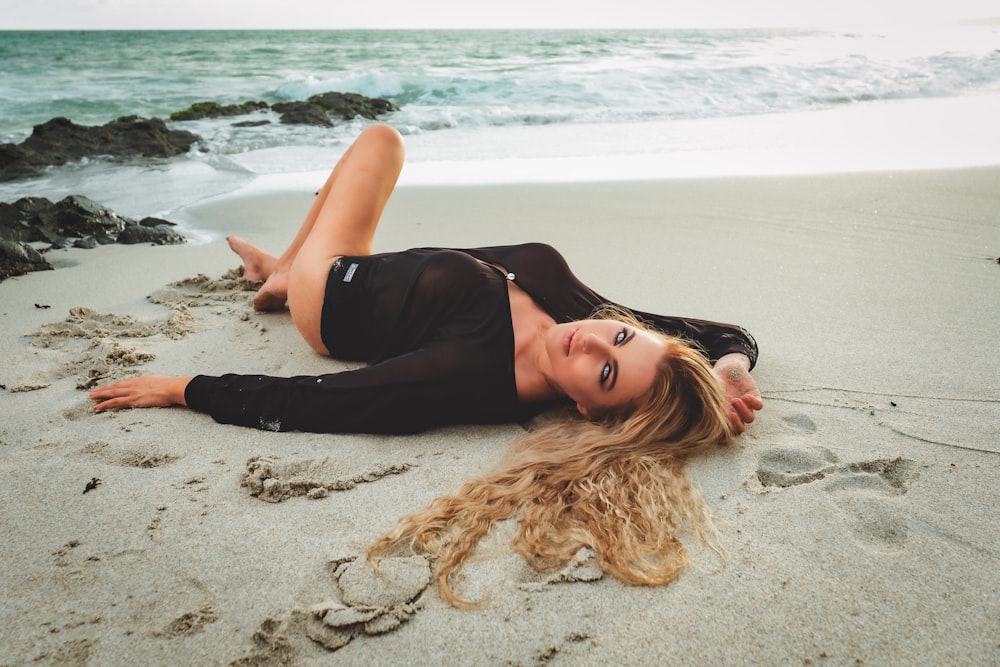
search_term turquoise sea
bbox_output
[1,27,999,235]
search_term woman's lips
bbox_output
[564,328,578,356]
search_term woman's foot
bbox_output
[227,235,278,282]
[252,272,290,312]
[227,235,289,311]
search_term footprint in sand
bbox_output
[78,440,180,468]
[754,446,839,488]
[782,413,817,432]
[231,555,431,663]
[752,446,916,551]
[34,638,96,666]
[151,605,218,638]
[240,455,412,503]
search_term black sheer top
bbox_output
[184,243,757,434]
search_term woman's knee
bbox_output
[362,123,404,148]
[357,124,405,168]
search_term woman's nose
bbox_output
[581,333,607,354]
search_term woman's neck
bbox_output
[507,282,562,403]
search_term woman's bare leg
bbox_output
[288,125,404,354]
[228,136,361,311]
[227,125,404,315]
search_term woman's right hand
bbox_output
[711,354,763,434]
[89,375,193,412]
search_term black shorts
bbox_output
[319,255,375,361]
[318,247,509,365]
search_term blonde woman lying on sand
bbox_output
[90,124,762,606]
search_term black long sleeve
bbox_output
[185,341,521,434]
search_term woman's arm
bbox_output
[90,339,516,435]
[711,353,762,434]
[90,375,194,412]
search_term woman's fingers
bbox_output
[91,395,130,412]
[737,395,761,422]
[88,375,187,411]
[90,380,137,411]
[728,409,746,433]
[88,379,127,398]
[741,394,764,412]
[728,394,763,433]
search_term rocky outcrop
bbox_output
[0,116,201,182]
[117,218,185,245]
[273,103,334,127]
[172,92,399,127]
[169,101,269,121]
[274,92,399,124]
[0,240,52,280]
[0,195,185,281]
[0,92,399,182]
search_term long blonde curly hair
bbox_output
[368,308,735,607]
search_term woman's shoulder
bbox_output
[462,243,567,267]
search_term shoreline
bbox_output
[2,168,998,664]
[189,94,1000,211]
[4,92,1000,232]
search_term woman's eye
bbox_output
[600,363,611,384]
[615,329,627,345]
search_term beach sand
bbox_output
[1,168,998,665]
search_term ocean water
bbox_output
[1,27,999,235]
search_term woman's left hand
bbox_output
[89,375,193,412]
[712,354,763,434]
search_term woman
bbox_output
[91,124,762,605]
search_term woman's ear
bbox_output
[576,402,591,419]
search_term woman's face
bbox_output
[544,319,665,418]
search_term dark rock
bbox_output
[117,222,185,245]
[40,195,134,244]
[0,116,201,183]
[14,196,56,216]
[169,91,398,125]
[1,197,59,244]
[0,195,185,251]
[274,103,334,127]
[0,143,34,181]
[273,92,399,126]
[307,92,399,120]
[138,216,176,228]
[170,100,269,121]
[0,202,34,243]
[0,239,53,280]
[18,207,59,244]
[2,197,61,242]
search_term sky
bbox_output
[1,0,997,30]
